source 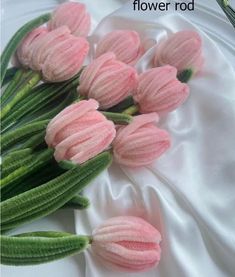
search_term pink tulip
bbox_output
[41,35,89,82]
[113,113,171,168]
[29,26,71,71]
[133,65,189,114]
[21,26,89,82]
[91,216,162,272]
[95,30,144,65]
[154,30,203,75]
[17,27,48,68]
[79,53,138,109]
[48,2,91,37]
[45,99,116,164]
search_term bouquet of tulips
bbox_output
[0,1,204,273]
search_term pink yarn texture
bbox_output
[154,30,203,74]
[113,113,171,167]
[95,30,144,65]
[133,65,190,114]
[79,53,138,109]
[48,2,91,37]
[45,99,116,164]
[92,216,162,272]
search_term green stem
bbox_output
[0,13,51,85]
[0,233,90,265]
[177,69,193,83]
[122,104,139,115]
[0,152,112,232]
[107,96,135,113]
[62,195,90,210]
[102,111,132,125]
[1,67,19,87]
[1,71,41,120]
[1,120,49,152]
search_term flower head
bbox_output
[133,65,189,114]
[48,2,91,37]
[154,30,203,75]
[17,27,48,68]
[79,53,138,109]
[45,99,116,164]
[95,30,144,65]
[91,216,162,272]
[113,113,171,167]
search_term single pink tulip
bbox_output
[48,2,91,37]
[41,35,89,82]
[45,99,116,164]
[95,30,144,65]
[16,27,48,68]
[79,53,138,109]
[91,216,162,272]
[154,30,203,75]
[113,113,171,168]
[29,26,71,71]
[133,65,189,114]
[21,26,89,82]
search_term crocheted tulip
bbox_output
[95,30,144,65]
[48,2,91,37]
[91,216,162,272]
[17,27,48,68]
[133,65,189,114]
[45,99,116,164]
[79,53,138,109]
[113,113,171,167]
[154,30,203,75]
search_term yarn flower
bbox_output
[113,113,171,167]
[132,65,189,115]
[95,30,144,65]
[154,30,203,82]
[45,99,116,164]
[48,2,91,37]
[16,27,49,68]
[91,216,162,272]
[79,53,138,109]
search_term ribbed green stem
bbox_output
[216,0,235,28]
[0,152,112,232]
[0,149,53,197]
[0,13,51,85]
[62,195,90,210]
[102,111,132,125]
[19,132,46,150]
[1,67,19,88]
[1,71,41,120]
[0,232,90,265]
[1,77,78,131]
[2,148,32,168]
[1,120,49,152]
[123,104,139,115]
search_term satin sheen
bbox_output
[74,2,235,277]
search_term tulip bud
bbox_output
[95,30,144,65]
[79,53,138,109]
[154,31,203,77]
[48,2,91,37]
[17,27,48,68]
[45,99,116,164]
[42,35,89,82]
[29,26,71,71]
[133,65,189,114]
[113,113,171,167]
[91,216,162,272]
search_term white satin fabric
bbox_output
[74,2,235,277]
